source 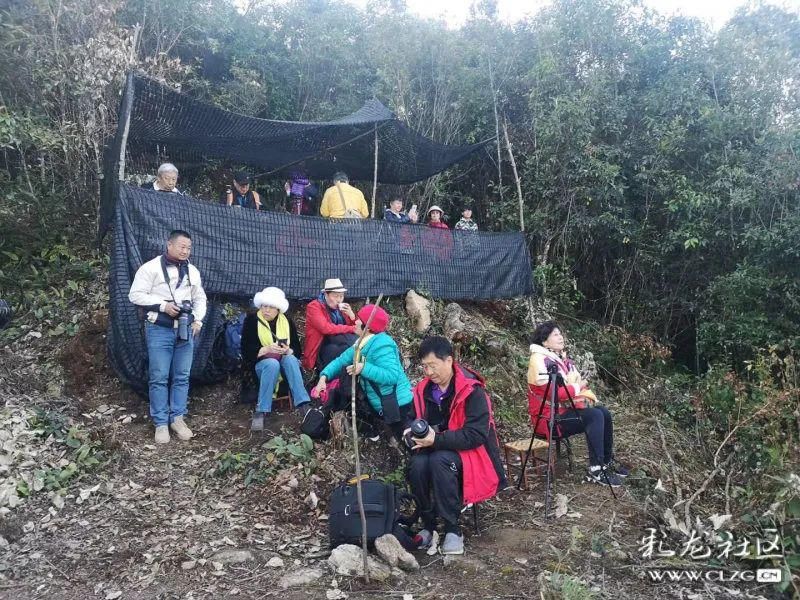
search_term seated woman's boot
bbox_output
[251,411,268,431]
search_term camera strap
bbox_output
[160,255,192,306]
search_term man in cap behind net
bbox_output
[221,171,262,210]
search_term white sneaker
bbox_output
[442,532,465,555]
[154,425,170,444]
[170,417,193,441]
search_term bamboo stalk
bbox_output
[350,293,384,582]
[117,71,136,181]
[488,59,503,203]
[502,118,524,232]
[371,126,379,218]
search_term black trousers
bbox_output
[317,333,358,370]
[557,405,614,466]
[408,449,463,535]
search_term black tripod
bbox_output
[517,363,617,519]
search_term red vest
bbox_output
[412,364,500,504]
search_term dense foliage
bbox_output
[1,0,798,590]
[2,0,797,370]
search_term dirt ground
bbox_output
[0,314,785,600]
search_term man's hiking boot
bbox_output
[586,465,623,487]
[605,458,630,478]
[154,425,170,444]
[251,411,267,431]
[442,532,465,555]
[170,416,193,441]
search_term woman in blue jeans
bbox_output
[240,287,310,430]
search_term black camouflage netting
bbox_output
[108,185,534,392]
[99,73,490,237]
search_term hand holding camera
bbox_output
[176,300,193,341]
[164,302,181,318]
[403,419,434,450]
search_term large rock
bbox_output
[278,567,324,589]
[442,554,487,572]
[327,544,392,581]
[374,534,419,571]
[405,290,431,333]
[442,303,467,342]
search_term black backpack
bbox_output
[328,477,417,550]
[301,403,333,440]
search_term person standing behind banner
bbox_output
[144,163,184,195]
[426,205,449,229]
[221,171,262,210]
[384,198,418,224]
[454,206,478,231]
[128,230,207,444]
[422,205,453,260]
[284,165,314,215]
[320,172,369,219]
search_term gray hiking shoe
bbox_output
[442,532,464,555]
[586,465,623,487]
[251,411,266,431]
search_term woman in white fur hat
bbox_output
[240,287,311,431]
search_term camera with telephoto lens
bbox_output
[403,419,430,449]
[177,300,193,341]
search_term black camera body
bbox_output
[403,419,431,449]
[177,300,193,341]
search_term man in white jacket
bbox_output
[129,230,207,444]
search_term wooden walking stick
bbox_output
[349,293,384,582]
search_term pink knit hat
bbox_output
[357,304,389,333]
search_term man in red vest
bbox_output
[406,336,507,555]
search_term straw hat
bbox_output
[322,278,347,293]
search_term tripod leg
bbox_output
[544,377,559,519]
[518,381,551,490]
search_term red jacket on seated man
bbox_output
[301,279,357,371]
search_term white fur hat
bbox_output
[253,287,289,313]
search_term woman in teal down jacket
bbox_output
[312,304,413,441]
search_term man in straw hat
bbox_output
[302,278,358,372]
